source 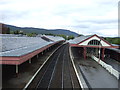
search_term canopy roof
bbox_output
[0,35,64,57]
[0,34,65,65]
[0,37,53,56]
[42,35,65,42]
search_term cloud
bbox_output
[0,0,118,37]
[95,29,118,37]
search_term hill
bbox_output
[5,24,79,37]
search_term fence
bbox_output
[91,55,120,80]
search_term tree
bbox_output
[10,31,14,34]
[26,32,37,37]
[77,34,84,37]
[6,27,10,34]
[14,30,19,34]
[105,37,120,45]
[68,35,74,40]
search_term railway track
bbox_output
[26,43,81,89]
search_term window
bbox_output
[88,39,101,46]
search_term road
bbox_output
[27,43,81,89]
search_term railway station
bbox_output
[1,34,120,89]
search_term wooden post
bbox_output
[83,47,86,60]
[102,48,105,60]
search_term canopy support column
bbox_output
[37,54,39,59]
[29,59,31,64]
[102,48,105,60]
[16,65,19,77]
[83,47,86,60]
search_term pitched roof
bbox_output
[68,35,93,44]
[68,34,118,48]
[0,34,65,57]
[42,35,65,42]
[0,37,53,56]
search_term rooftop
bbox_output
[0,34,64,57]
[68,35,93,44]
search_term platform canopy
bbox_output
[0,35,64,65]
[69,34,119,48]
[41,35,65,42]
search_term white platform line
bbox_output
[69,45,89,90]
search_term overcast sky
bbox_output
[0,0,119,37]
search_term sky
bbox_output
[0,0,119,37]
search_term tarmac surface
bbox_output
[71,47,119,89]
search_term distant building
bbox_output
[0,23,2,34]
[0,23,10,34]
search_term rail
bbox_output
[24,43,80,89]
[23,43,64,89]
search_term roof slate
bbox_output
[0,34,65,57]
[68,35,93,44]
[0,37,53,56]
[43,35,64,42]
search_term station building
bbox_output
[69,34,119,60]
